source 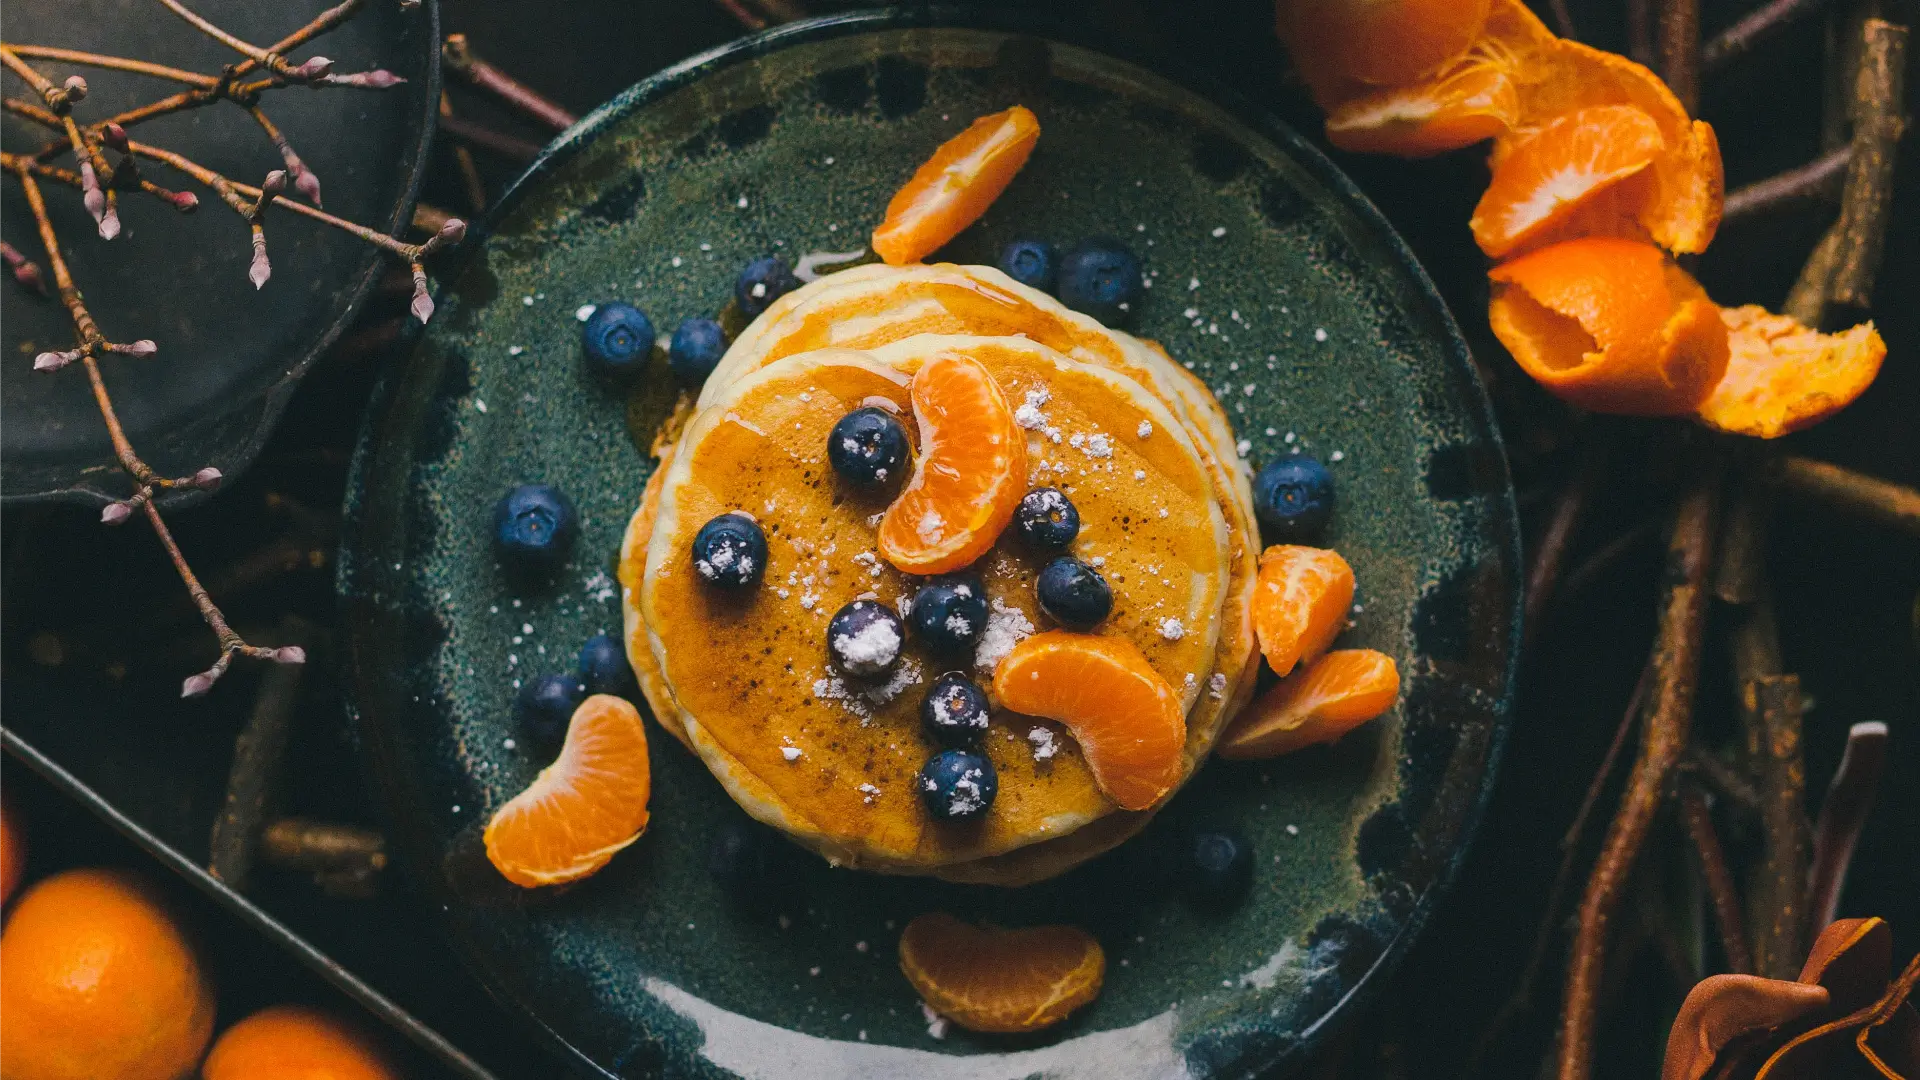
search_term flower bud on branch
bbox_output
[408,261,433,323]
[107,339,158,357]
[1,241,49,295]
[34,348,81,371]
[320,68,404,89]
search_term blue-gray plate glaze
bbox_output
[340,11,1520,1078]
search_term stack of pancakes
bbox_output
[619,263,1260,886]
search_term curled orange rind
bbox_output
[1694,306,1887,439]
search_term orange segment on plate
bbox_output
[991,631,1186,811]
[1497,39,1723,254]
[1487,236,1730,415]
[1326,53,1521,156]
[1281,0,1492,89]
[484,694,652,888]
[871,105,1040,266]
[203,1005,402,1080]
[1694,305,1887,438]
[1471,104,1666,258]
[1,791,24,905]
[0,868,216,1080]
[899,913,1105,1033]
[1218,649,1400,759]
[878,352,1027,574]
[1252,545,1355,677]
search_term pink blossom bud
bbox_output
[102,122,130,152]
[101,501,132,525]
[262,170,288,198]
[168,190,200,212]
[99,207,121,241]
[410,267,434,323]
[438,219,468,244]
[33,349,79,371]
[14,262,46,295]
[272,645,308,665]
[293,167,322,206]
[61,75,87,103]
[249,234,271,290]
[327,69,406,89]
[117,339,158,357]
[80,162,106,222]
[293,55,334,80]
[193,466,223,488]
[180,670,216,698]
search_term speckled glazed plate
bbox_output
[340,11,1520,1079]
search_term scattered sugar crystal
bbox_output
[521,295,535,307]
[1090,556,1106,567]
[508,345,525,356]
[699,242,712,252]
[833,617,902,672]
[1286,824,1300,836]
[474,399,488,413]
[1236,439,1252,456]
[1134,469,1148,481]
[1285,431,1296,443]
[1314,327,1329,342]
[857,783,881,805]
[915,508,945,542]
[1330,450,1345,462]
[782,744,803,762]
[737,195,749,208]
[1082,433,1113,458]
[1158,507,1169,518]
[922,1003,949,1040]
[974,599,1035,672]
[1014,387,1052,430]
[810,966,821,976]
[1182,307,1198,319]
[670,256,683,267]
[1137,420,1153,438]
[799,592,819,610]
[1158,618,1186,641]
[1210,226,1227,237]
[575,304,597,322]
[1209,672,1229,698]
[1244,384,1256,396]
[855,940,870,953]
[779,915,792,930]
[1027,726,1058,761]
[1188,277,1200,291]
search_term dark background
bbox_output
[2,1,1914,1077]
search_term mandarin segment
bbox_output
[1252,545,1356,677]
[1471,104,1667,259]
[202,1005,402,1080]
[899,913,1105,1033]
[1326,55,1521,156]
[878,352,1028,575]
[872,106,1040,266]
[991,631,1186,811]
[1487,236,1729,415]
[484,694,652,888]
[1219,649,1401,759]
[1694,306,1888,439]
[0,868,215,1080]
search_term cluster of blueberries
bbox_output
[996,237,1145,327]
[579,256,805,389]
[690,398,1119,824]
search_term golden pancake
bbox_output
[639,343,1229,872]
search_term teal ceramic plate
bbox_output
[341,11,1520,1078]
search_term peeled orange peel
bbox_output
[484,694,652,888]
[877,351,1028,575]
[1487,236,1729,416]
[871,105,1040,266]
[1326,55,1521,157]
[1694,306,1887,439]
[1218,648,1401,759]
[1471,104,1667,259]
[899,913,1105,1033]
[1281,0,1491,92]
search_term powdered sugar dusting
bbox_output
[974,600,1035,673]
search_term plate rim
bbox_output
[343,9,1524,1077]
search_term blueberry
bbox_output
[515,672,583,749]
[691,512,767,589]
[1036,555,1112,630]
[577,633,636,699]
[827,407,909,489]
[827,600,905,678]
[581,302,655,385]
[492,484,578,571]
[998,239,1057,292]
[907,573,989,656]
[1057,239,1144,325]
[921,672,991,747]
[918,749,997,822]
[669,317,728,385]
[1252,456,1335,541]
[1181,826,1254,909]
[707,820,783,899]
[1014,487,1080,551]
[736,256,800,319]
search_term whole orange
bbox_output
[201,1005,401,1080]
[0,792,24,904]
[0,868,216,1080]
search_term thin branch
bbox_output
[1,239,50,295]
[1677,779,1754,974]
[1746,675,1809,981]
[1658,0,1703,114]
[440,92,486,214]
[1826,19,1906,307]
[1525,434,1610,648]
[1557,466,1722,1080]
[245,105,321,205]
[1805,721,1888,933]
[1766,456,1920,537]
[2,44,219,88]
[1557,519,1662,605]
[437,112,543,163]
[1703,0,1838,71]
[1721,146,1851,226]
[1681,748,1765,815]
[1628,0,1657,67]
[442,33,576,132]
[154,0,279,70]
[1546,0,1578,39]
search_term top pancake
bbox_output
[639,339,1229,871]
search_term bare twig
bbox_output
[1766,456,1920,537]
[1557,467,1722,1080]
[1525,434,1610,647]
[1746,675,1808,981]
[260,818,386,897]
[1721,146,1851,226]
[1826,19,1906,307]
[209,617,311,888]
[1628,0,1657,66]
[1703,0,1838,70]
[437,112,543,164]
[1681,748,1765,815]
[1658,0,1703,113]
[442,34,575,132]
[1677,779,1754,974]
[1546,0,1578,39]
[246,105,321,205]
[1805,721,1889,933]
[2,45,218,88]
[1557,519,1662,604]
[709,0,768,31]
[440,92,486,215]
[1713,477,1772,605]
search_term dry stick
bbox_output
[260,818,386,874]
[1703,0,1838,70]
[748,0,809,23]
[1525,435,1610,647]
[1547,0,1579,38]
[1557,519,1662,604]
[0,150,190,212]
[437,112,543,164]
[208,616,312,888]
[1767,455,1920,537]
[1682,748,1765,815]
[710,0,767,31]
[1784,18,1907,323]
[1677,779,1754,974]
[1557,469,1722,1080]
[1713,474,1772,605]
[1658,0,1703,114]
[1,44,219,87]
[1721,146,1851,226]
[1629,0,1658,66]
[440,93,486,215]
[1747,675,1809,981]
[441,34,576,132]
[154,0,280,69]
[1462,655,1654,1077]
[1805,721,1889,932]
